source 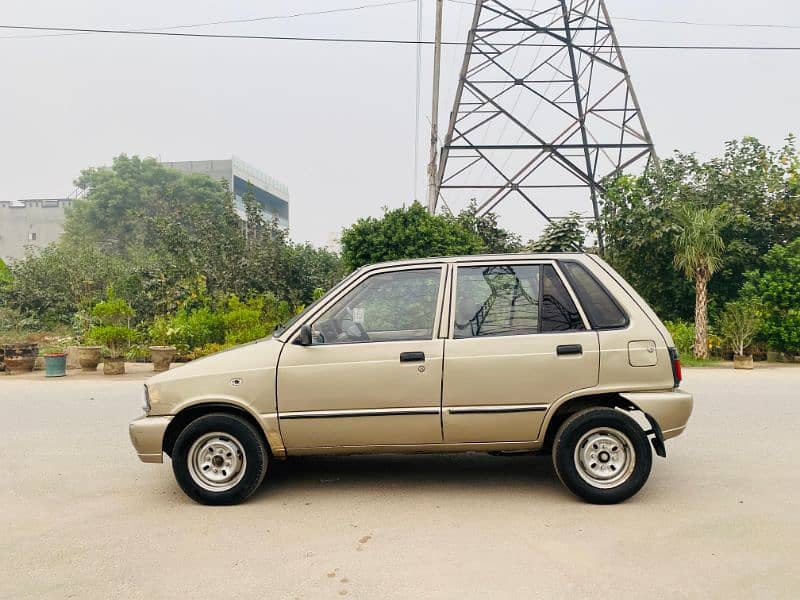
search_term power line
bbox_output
[614,15,800,30]
[3,24,800,50]
[445,0,800,30]
[0,1,416,40]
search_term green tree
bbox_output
[5,244,128,326]
[67,154,248,301]
[282,242,346,305]
[598,136,800,321]
[672,205,728,358]
[448,200,522,253]
[528,212,586,252]
[742,239,800,355]
[340,202,484,270]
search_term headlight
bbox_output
[142,385,151,414]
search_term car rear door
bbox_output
[442,261,599,443]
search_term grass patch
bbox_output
[680,355,725,367]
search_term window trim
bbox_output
[302,265,448,346]
[448,261,590,340]
[557,259,630,330]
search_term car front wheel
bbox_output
[552,408,652,504]
[172,413,268,505]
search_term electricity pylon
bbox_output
[435,0,657,250]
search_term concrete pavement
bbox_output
[1,367,799,599]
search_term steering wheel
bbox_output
[343,320,370,342]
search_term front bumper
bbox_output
[129,416,172,463]
[620,389,694,440]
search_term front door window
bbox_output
[311,268,442,344]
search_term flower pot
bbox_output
[766,350,785,363]
[2,343,38,374]
[103,357,125,375]
[44,354,67,377]
[733,354,754,370]
[149,346,176,372]
[78,346,102,371]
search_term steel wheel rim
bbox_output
[573,427,636,489]
[187,432,247,492]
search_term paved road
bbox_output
[1,367,799,599]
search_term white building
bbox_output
[160,156,290,228]
[0,198,73,262]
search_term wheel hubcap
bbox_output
[187,432,247,492]
[574,427,636,489]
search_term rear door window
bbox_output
[453,264,585,338]
[560,261,628,329]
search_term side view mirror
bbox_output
[293,324,313,346]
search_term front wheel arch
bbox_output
[162,403,270,458]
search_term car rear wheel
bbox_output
[172,413,268,505]
[552,408,652,504]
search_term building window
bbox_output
[27,232,37,242]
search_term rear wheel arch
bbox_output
[162,403,271,458]
[541,393,635,452]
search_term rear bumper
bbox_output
[129,416,172,463]
[620,389,693,440]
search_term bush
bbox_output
[742,238,800,354]
[223,295,269,345]
[167,307,226,351]
[88,289,136,358]
[719,299,762,357]
[664,320,695,355]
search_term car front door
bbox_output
[277,266,446,450]
[442,261,600,443]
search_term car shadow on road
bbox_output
[250,452,565,502]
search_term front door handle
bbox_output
[556,344,582,356]
[400,351,425,362]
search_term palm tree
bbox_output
[672,205,728,359]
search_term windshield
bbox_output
[273,268,362,337]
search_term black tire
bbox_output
[552,408,652,504]
[172,413,268,505]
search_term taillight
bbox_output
[668,347,682,387]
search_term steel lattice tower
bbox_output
[435,0,657,249]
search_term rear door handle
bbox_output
[400,351,425,362]
[556,344,582,356]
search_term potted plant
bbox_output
[147,316,177,372]
[41,342,68,377]
[88,290,135,375]
[720,299,762,370]
[1,339,38,374]
[73,309,102,372]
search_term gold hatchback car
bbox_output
[130,254,692,505]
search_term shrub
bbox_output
[742,239,800,354]
[664,320,695,355]
[148,315,178,347]
[88,289,136,359]
[223,295,269,345]
[719,299,762,357]
[166,307,226,351]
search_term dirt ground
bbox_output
[1,366,799,599]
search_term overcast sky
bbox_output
[2,0,799,246]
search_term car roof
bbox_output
[361,252,593,270]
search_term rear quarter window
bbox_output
[560,261,628,329]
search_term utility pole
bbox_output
[426,0,444,214]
